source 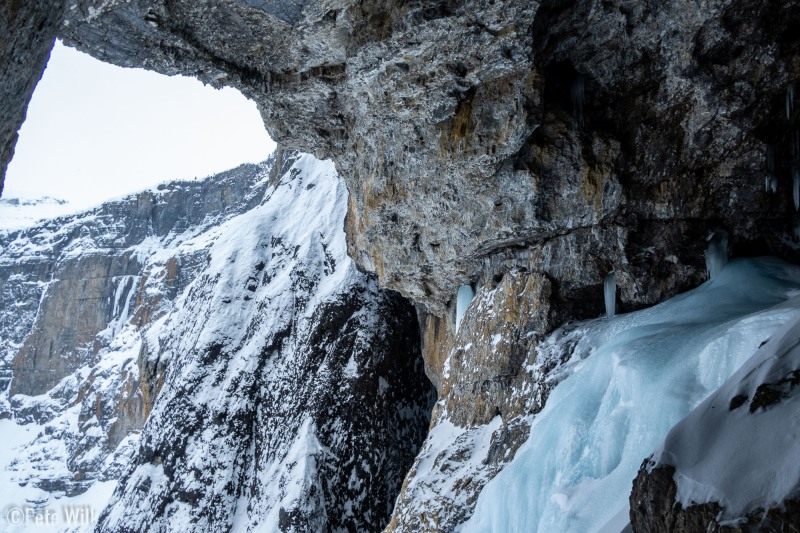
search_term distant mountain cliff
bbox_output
[0,151,434,531]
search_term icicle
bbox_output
[794,167,800,211]
[571,73,585,130]
[604,270,616,318]
[455,284,475,332]
[704,230,729,281]
[766,145,776,193]
[787,83,795,120]
[792,132,800,210]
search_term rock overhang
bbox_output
[1,0,799,323]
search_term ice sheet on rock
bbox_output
[463,257,800,533]
[650,304,800,519]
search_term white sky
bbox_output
[3,40,275,211]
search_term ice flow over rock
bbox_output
[463,257,800,532]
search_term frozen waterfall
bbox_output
[456,284,475,332]
[604,271,616,318]
[704,230,728,281]
[463,257,800,533]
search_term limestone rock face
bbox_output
[36,0,798,321]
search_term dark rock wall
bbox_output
[102,281,433,532]
[631,464,800,533]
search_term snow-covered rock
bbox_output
[0,152,434,532]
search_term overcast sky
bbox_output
[3,40,275,211]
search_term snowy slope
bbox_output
[0,195,74,232]
[96,153,434,532]
[462,258,800,532]
[1,152,434,532]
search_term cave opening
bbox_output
[1,39,274,227]
[542,60,586,128]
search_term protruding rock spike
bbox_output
[787,82,796,120]
[455,284,475,332]
[604,270,616,318]
[705,229,729,281]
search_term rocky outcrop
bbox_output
[631,464,800,533]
